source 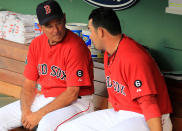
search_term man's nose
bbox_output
[53,25,59,34]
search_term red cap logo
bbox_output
[44,5,51,14]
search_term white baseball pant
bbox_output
[0,94,93,131]
[57,109,172,131]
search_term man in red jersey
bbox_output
[0,1,94,131]
[58,7,172,131]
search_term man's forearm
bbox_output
[37,87,79,116]
[20,80,36,114]
[147,117,162,131]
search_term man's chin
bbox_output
[54,35,64,41]
[49,38,63,45]
[94,45,103,50]
[53,38,63,43]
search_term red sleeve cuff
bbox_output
[24,66,38,81]
[137,95,161,120]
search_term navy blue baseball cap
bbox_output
[36,0,64,25]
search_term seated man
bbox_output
[0,1,94,131]
[57,8,172,131]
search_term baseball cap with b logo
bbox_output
[36,0,64,25]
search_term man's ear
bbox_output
[97,27,104,39]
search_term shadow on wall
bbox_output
[149,48,173,72]
[144,43,173,72]
[0,8,7,11]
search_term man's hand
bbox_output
[147,117,162,131]
[21,86,80,130]
[22,111,44,130]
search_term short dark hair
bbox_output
[89,7,121,35]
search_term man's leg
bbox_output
[57,109,120,131]
[0,100,22,131]
[37,95,93,131]
[106,117,149,131]
[107,114,173,131]
[0,94,55,131]
[57,109,150,131]
[0,95,93,131]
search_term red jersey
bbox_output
[104,34,172,115]
[24,30,94,97]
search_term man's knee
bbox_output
[0,108,8,130]
[0,119,6,131]
[37,116,56,131]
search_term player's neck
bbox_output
[106,34,122,55]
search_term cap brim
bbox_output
[40,15,63,25]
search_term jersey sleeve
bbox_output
[126,59,158,100]
[65,43,93,87]
[24,40,39,81]
[137,95,161,120]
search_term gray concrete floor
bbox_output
[0,94,18,107]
